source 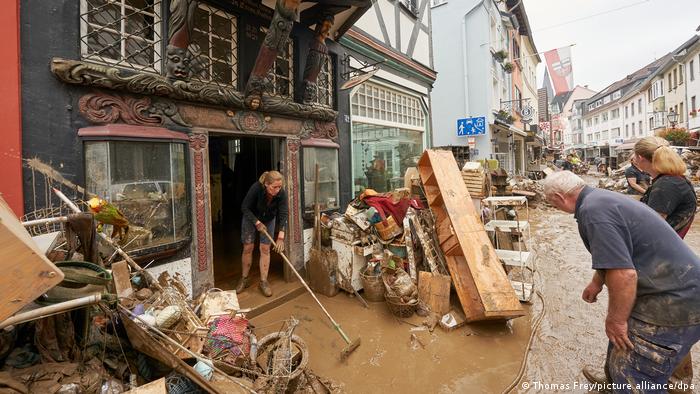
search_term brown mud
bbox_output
[250,292,533,393]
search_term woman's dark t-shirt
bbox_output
[640,175,697,233]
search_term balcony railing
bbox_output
[499,98,534,124]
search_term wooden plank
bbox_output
[0,196,64,322]
[418,271,451,315]
[125,378,166,393]
[111,260,133,299]
[418,150,524,322]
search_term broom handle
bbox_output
[260,227,351,344]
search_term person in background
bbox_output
[236,171,288,297]
[634,136,696,238]
[624,156,650,196]
[633,136,698,388]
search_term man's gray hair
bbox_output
[542,170,586,196]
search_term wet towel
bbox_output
[362,195,424,225]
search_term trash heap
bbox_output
[598,162,631,192]
[0,191,338,394]
[312,150,526,331]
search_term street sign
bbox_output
[467,137,476,148]
[457,117,486,136]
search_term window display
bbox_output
[85,140,190,251]
[303,147,339,212]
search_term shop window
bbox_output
[351,83,426,128]
[85,140,190,252]
[351,122,424,194]
[189,4,238,85]
[80,0,163,72]
[302,147,339,212]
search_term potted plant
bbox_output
[496,109,515,124]
[493,50,508,63]
[658,127,690,146]
[691,109,698,117]
[502,62,514,73]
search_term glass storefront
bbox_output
[350,82,427,195]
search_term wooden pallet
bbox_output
[418,150,524,322]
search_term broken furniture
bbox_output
[483,196,536,302]
[329,216,373,292]
[0,196,65,322]
[417,149,524,322]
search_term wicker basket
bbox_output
[384,294,417,318]
[360,268,385,302]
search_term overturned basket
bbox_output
[384,294,417,318]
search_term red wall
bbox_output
[0,0,23,216]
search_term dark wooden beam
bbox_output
[335,3,371,38]
[302,0,368,6]
[300,4,349,26]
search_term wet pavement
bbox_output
[250,291,534,393]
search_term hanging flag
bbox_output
[544,46,574,95]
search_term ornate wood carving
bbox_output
[189,133,209,272]
[300,119,339,142]
[78,93,191,127]
[244,0,301,110]
[231,111,269,134]
[167,0,198,80]
[301,14,334,104]
[52,58,337,122]
[287,138,302,244]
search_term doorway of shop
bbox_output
[208,134,287,306]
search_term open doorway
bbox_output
[209,135,286,305]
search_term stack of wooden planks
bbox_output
[417,150,524,322]
[461,162,488,199]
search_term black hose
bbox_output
[502,290,546,393]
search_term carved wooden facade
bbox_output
[19,0,370,296]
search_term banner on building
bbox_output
[544,46,574,95]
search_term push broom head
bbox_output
[340,337,361,361]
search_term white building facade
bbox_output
[430,0,539,172]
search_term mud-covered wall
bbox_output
[20,0,90,214]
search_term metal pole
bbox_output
[0,294,102,329]
[22,216,68,227]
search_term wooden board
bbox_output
[0,196,64,322]
[125,378,166,393]
[418,271,451,315]
[111,260,133,299]
[120,308,221,393]
[418,150,524,322]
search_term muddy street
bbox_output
[523,203,700,392]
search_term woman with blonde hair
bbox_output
[633,136,696,238]
[236,171,288,297]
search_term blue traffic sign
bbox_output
[457,117,486,136]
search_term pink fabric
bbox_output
[362,195,424,225]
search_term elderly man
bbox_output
[542,171,700,391]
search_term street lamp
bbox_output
[667,109,679,129]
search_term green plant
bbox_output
[503,62,514,73]
[493,50,508,62]
[496,109,515,124]
[658,127,690,146]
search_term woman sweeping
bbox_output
[236,171,288,297]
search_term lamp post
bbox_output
[667,109,679,129]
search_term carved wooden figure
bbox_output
[166,0,198,80]
[302,14,334,104]
[244,0,301,110]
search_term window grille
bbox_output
[80,0,163,72]
[314,58,334,108]
[189,3,238,86]
[351,83,426,129]
[261,27,294,98]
